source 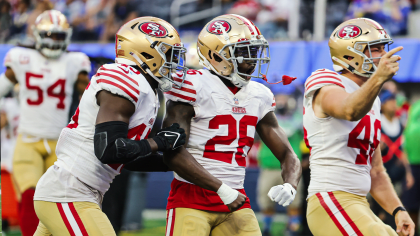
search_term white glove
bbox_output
[217,183,239,205]
[267,183,296,207]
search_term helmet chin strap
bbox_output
[130,52,172,92]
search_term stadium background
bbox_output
[1,0,420,235]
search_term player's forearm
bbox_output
[257,114,302,189]
[342,76,383,121]
[124,153,170,172]
[370,168,402,215]
[280,152,301,190]
[163,147,222,192]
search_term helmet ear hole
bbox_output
[214,53,223,62]
[208,50,213,59]
[141,52,154,59]
[344,55,354,61]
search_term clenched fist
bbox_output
[268,183,296,207]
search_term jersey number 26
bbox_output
[203,115,258,167]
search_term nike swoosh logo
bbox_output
[165,133,177,137]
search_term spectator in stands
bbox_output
[402,98,420,236]
[227,0,260,21]
[26,0,53,38]
[325,0,350,38]
[255,0,290,39]
[346,0,411,36]
[383,80,410,126]
[257,88,303,236]
[0,0,12,42]
[66,0,111,41]
[370,89,414,229]
[100,0,138,42]
[7,0,30,41]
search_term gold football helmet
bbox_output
[33,10,72,58]
[197,14,270,88]
[115,17,187,92]
[329,18,393,77]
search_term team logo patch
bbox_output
[233,97,239,105]
[139,22,168,38]
[207,20,231,35]
[232,107,246,114]
[149,118,155,125]
[19,54,29,64]
[337,25,362,39]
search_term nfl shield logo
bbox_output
[233,97,239,105]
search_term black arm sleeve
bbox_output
[124,153,170,172]
[94,121,152,164]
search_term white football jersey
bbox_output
[303,69,381,198]
[3,47,91,139]
[165,69,275,189]
[34,63,159,203]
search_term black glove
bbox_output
[153,123,186,151]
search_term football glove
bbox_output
[153,123,186,151]
[267,183,296,207]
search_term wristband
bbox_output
[392,206,406,217]
[217,183,238,205]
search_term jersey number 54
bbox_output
[26,72,66,109]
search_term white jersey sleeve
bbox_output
[3,47,23,83]
[68,52,91,74]
[304,69,344,105]
[164,70,202,106]
[259,85,276,119]
[93,64,140,106]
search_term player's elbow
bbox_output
[343,107,362,121]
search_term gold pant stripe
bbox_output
[307,191,397,236]
[34,201,116,236]
[56,203,89,235]
[315,192,363,236]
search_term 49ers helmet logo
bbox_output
[337,25,362,39]
[207,20,231,35]
[139,22,168,38]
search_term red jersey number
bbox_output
[203,114,258,167]
[127,123,151,140]
[25,72,67,109]
[347,115,380,165]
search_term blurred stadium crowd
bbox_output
[0,0,419,43]
[2,0,420,236]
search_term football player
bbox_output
[33,16,245,235]
[163,14,302,236]
[304,18,415,236]
[0,10,91,236]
